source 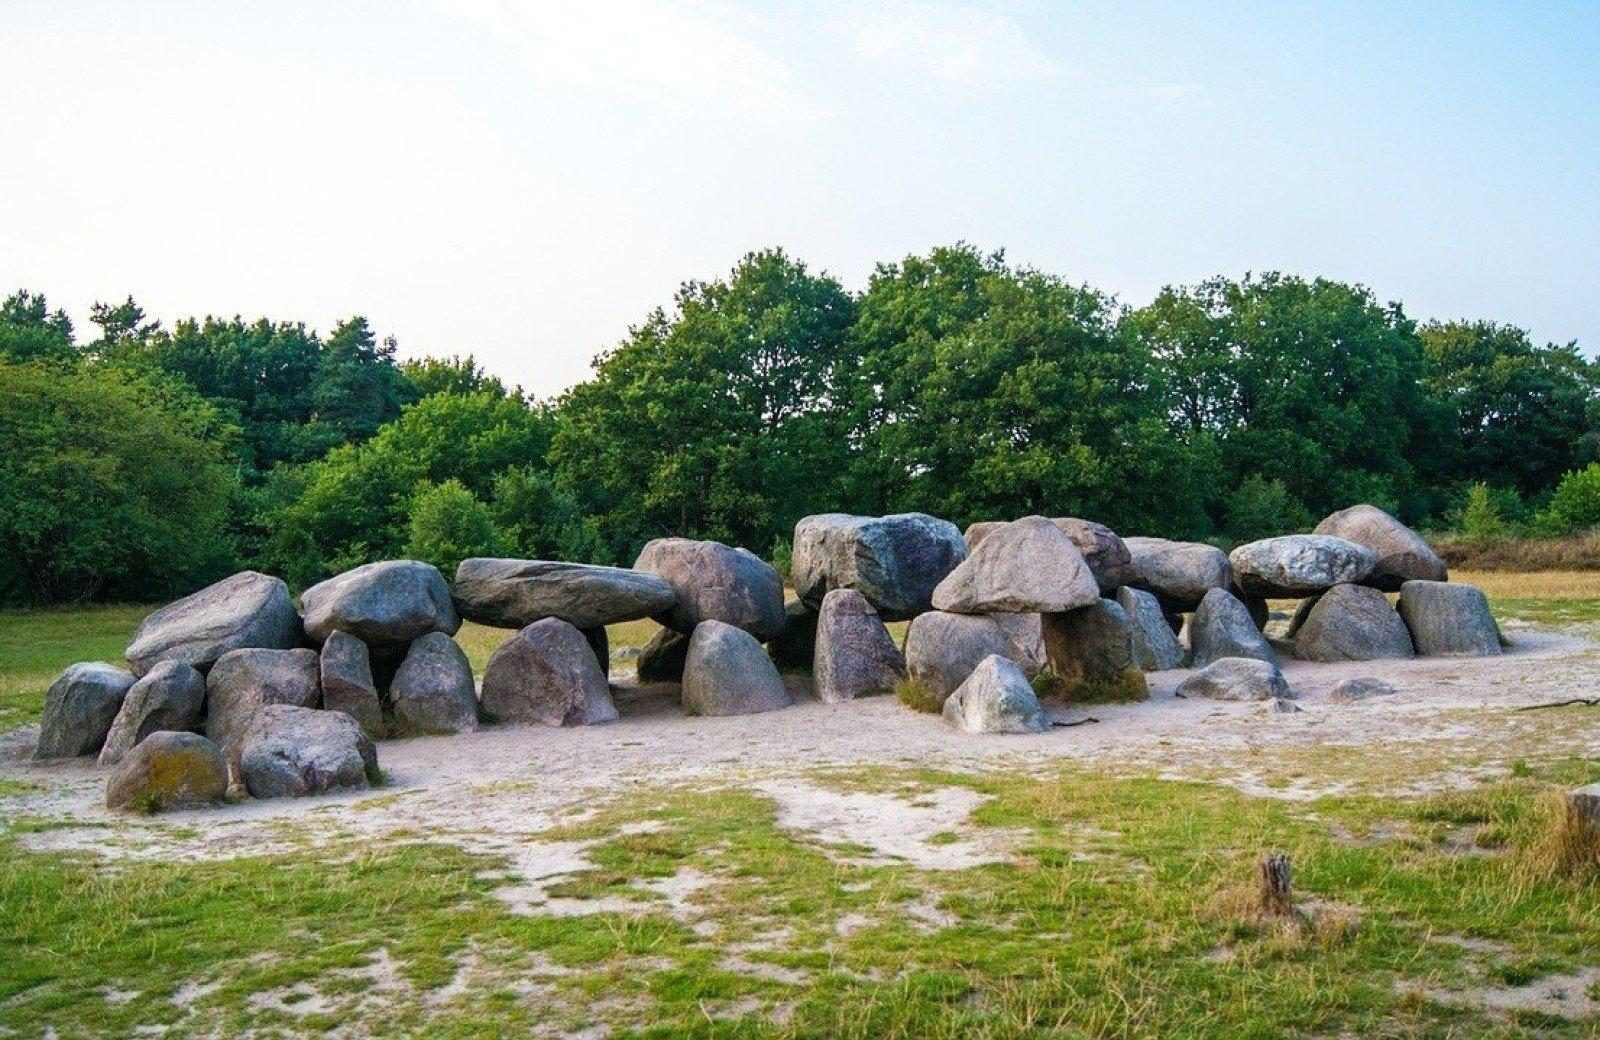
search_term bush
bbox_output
[1455,482,1508,542]
[894,677,944,714]
[403,479,502,576]
[1534,464,1600,536]
[0,361,238,603]
[1223,476,1311,544]
[768,537,793,583]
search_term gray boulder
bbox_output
[1293,584,1415,663]
[1124,538,1232,612]
[1115,586,1186,671]
[942,655,1050,734]
[34,662,136,759]
[1397,580,1502,657]
[903,611,1014,703]
[932,516,1100,614]
[967,518,1136,593]
[1175,657,1292,702]
[204,648,322,769]
[452,558,676,630]
[681,620,792,716]
[637,627,689,682]
[98,660,206,766]
[1329,677,1398,703]
[812,589,904,703]
[390,632,481,734]
[1229,535,1377,599]
[990,612,1047,676]
[239,705,378,799]
[105,732,228,811]
[766,598,818,671]
[1189,588,1278,669]
[1315,504,1447,591]
[301,560,459,646]
[124,571,301,677]
[793,513,967,620]
[634,538,786,640]
[1041,600,1149,702]
[480,618,617,726]
[319,631,385,738]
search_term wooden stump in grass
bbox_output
[1563,784,1600,868]
[1257,852,1295,918]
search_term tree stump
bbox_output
[1257,852,1294,918]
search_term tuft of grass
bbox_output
[893,676,943,714]
[1064,665,1150,705]
[1522,790,1600,880]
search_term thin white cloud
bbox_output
[420,0,808,117]
[832,0,1063,87]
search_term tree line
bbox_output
[3,244,1598,605]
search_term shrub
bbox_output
[1223,476,1311,544]
[1456,482,1508,542]
[403,479,502,576]
[894,677,944,714]
[768,537,793,583]
[1534,464,1600,536]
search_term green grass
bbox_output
[0,604,146,729]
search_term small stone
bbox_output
[681,620,792,716]
[1328,677,1398,703]
[35,662,136,759]
[98,661,206,767]
[941,655,1050,734]
[105,732,228,811]
[812,589,904,703]
[1175,657,1292,702]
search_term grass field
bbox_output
[2,573,1599,1037]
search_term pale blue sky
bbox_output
[3,1,1596,396]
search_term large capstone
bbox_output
[1175,657,1292,702]
[1114,586,1187,671]
[1229,535,1377,599]
[35,662,136,759]
[941,655,1050,734]
[1123,538,1233,612]
[239,705,378,799]
[390,631,481,734]
[967,518,1136,594]
[204,648,322,770]
[1315,504,1447,591]
[1397,580,1502,657]
[903,611,1014,703]
[124,571,301,677]
[933,516,1100,615]
[1293,583,1415,663]
[480,618,617,726]
[300,560,460,646]
[681,620,792,716]
[318,631,385,738]
[1041,600,1149,702]
[98,660,206,767]
[105,731,228,811]
[1188,588,1278,669]
[634,538,786,640]
[812,589,905,703]
[452,558,676,630]
[792,513,967,621]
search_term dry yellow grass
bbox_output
[1451,569,1600,600]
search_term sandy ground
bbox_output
[4,621,1599,876]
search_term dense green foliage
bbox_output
[1,244,1595,603]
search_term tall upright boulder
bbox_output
[792,513,967,620]
[681,621,792,717]
[390,632,481,734]
[452,558,676,630]
[98,661,206,766]
[319,631,385,738]
[1293,584,1415,663]
[1397,581,1502,657]
[1188,588,1278,669]
[932,517,1100,615]
[34,663,136,759]
[301,560,459,646]
[634,539,786,641]
[125,571,301,677]
[1315,504,1447,591]
[204,648,321,769]
[480,618,617,726]
[1124,538,1232,612]
[1229,535,1377,599]
[1115,586,1186,671]
[902,611,1014,703]
[812,589,904,703]
[1041,600,1148,702]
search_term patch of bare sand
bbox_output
[3,629,1596,874]
[1413,966,1600,1021]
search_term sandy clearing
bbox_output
[3,629,1598,880]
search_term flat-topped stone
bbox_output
[301,560,459,645]
[1397,580,1502,657]
[793,513,967,620]
[125,571,301,677]
[1229,535,1376,599]
[453,558,676,630]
